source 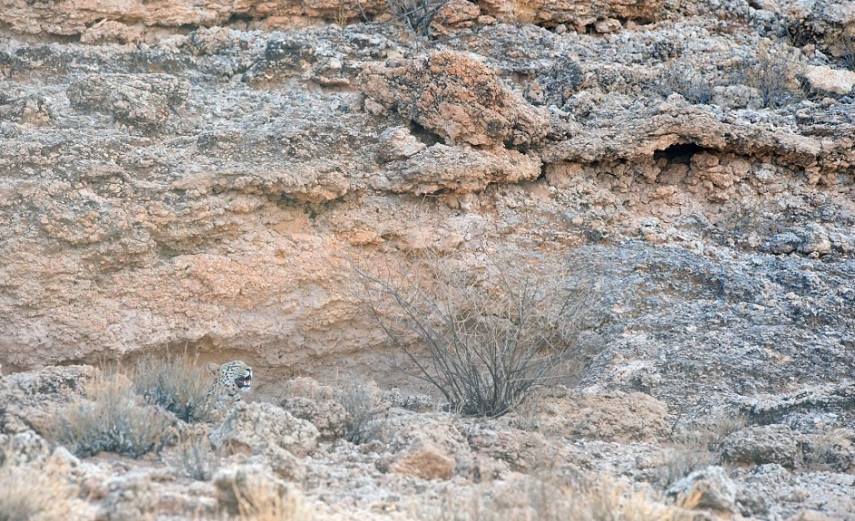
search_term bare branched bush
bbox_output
[354,251,595,417]
[0,464,78,521]
[387,0,449,38]
[47,375,176,458]
[133,352,217,423]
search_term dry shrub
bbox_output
[169,432,220,481]
[133,352,217,423]
[233,481,312,521]
[333,380,382,444]
[658,61,714,105]
[355,250,595,417]
[653,442,715,488]
[0,464,77,521]
[408,476,684,521]
[47,375,176,458]
[733,44,802,108]
[386,0,449,38]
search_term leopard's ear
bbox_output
[206,362,220,375]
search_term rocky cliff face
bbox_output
[2,0,853,376]
[0,0,854,517]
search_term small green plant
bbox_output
[133,352,217,423]
[355,250,595,417]
[47,375,176,458]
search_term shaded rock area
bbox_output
[1,0,854,519]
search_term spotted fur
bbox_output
[207,360,253,410]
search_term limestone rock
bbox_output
[280,396,349,441]
[209,402,319,458]
[0,430,52,467]
[510,390,671,443]
[358,51,550,147]
[803,66,855,96]
[212,463,292,515]
[667,466,738,512]
[383,144,542,194]
[376,127,427,163]
[389,442,456,480]
[721,425,800,469]
[477,0,665,28]
[67,74,190,132]
[0,365,98,434]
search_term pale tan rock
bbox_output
[212,463,292,515]
[80,20,145,44]
[1,0,386,36]
[209,402,319,458]
[666,466,737,512]
[478,0,664,27]
[0,365,98,435]
[804,66,855,95]
[383,145,542,194]
[389,442,456,480]
[513,390,671,443]
[280,396,349,441]
[67,74,190,132]
[358,51,550,147]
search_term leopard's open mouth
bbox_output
[235,372,252,390]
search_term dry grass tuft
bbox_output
[0,464,77,521]
[234,481,312,521]
[334,380,382,444]
[169,432,220,481]
[409,476,686,521]
[47,374,176,458]
[733,44,802,108]
[132,352,217,423]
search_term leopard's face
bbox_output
[207,360,253,397]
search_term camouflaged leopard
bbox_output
[206,360,253,410]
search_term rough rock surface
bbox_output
[209,402,319,481]
[1,0,855,518]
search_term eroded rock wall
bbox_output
[0,1,853,411]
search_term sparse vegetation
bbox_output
[654,442,715,488]
[334,380,381,444]
[170,432,220,481]
[838,32,855,71]
[386,0,449,38]
[408,476,683,521]
[233,481,312,521]
[733,45,802,108]
[0,464,77,521]
[47,375,176,458]
[133,352,217,423]
[659,61,714,105]
[355,250,594,417]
